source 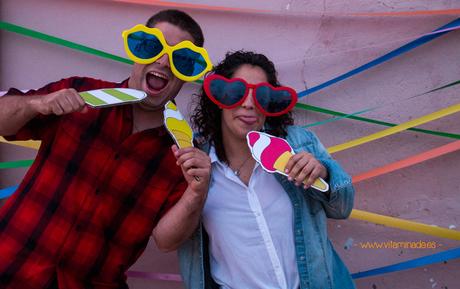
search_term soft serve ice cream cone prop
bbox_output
[164,101,201,181]
[246,131,329,192]
[164,101,194,148]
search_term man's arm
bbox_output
[152,145,211,252]
[0,88,86,136]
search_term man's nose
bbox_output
[156,53,170,68]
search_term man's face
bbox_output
[128,22,194,111]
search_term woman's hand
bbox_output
[172,145,211,194]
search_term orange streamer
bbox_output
[111,0,271,14]
[351,9,460,17]
[353,140,460,184]
[110,1,460,17]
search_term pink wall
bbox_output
[1,0,459,288]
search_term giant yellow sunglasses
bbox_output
[122,24,212,82]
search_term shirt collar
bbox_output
[209,145,260,171]
[209,145,220,164]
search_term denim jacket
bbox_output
[178,125,356,289]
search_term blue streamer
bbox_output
[298,18,460,98]
[0,185,18,199]
[352,247,460,279]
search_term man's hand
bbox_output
[285,152,327,189]
[172,145,211,194]
[29,88,87,115]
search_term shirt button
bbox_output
[300,255,305,260]
[294,203,299,207]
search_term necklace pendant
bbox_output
[234,170,240,176]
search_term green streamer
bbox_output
[0,159,34,169]
[295,103,460,139]
[0,21,208,84]
[422,79,460,95]
[0,21,133,65]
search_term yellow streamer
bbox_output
[0,136,40,150]
[328,103,460,153]
[351,209,460,241]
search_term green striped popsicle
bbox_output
[79,88,147,108]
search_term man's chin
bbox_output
[137,99,168,112]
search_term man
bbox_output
[0,10,211,289]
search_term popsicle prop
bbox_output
[163,101,194,148]
[246,131,329,192]
[79,88,146,108]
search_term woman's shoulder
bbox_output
[285,125,317,143]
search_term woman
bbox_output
[178,51,355,289]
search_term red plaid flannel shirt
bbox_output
[0,77,187,289]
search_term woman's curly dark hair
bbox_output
[191,50,294,163]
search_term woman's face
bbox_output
[221,64,267,141]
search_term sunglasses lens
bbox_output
[255,86,294,114]
[172,48,207,77]
[127,31,163,59]
[209,78,246,106]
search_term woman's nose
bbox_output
[241,89,255,109]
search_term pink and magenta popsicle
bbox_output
[247,131,329,192]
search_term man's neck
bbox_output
[132,103,164,133]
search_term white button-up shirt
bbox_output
[202,147,299,289]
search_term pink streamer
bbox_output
[127,270,182,282]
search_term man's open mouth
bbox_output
[146,71,169,92]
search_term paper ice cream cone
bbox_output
[273,151,292,172]
[80,88,146,108]
[247,131,329,192]
[164,101,194,148]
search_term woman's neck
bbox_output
[222,130,251,161]
[221,129,256,185]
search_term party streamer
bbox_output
[0,21,204,85]
[0,21,133,65]
[350,209,460,241]
[0,186,18,199]
[126,271,182,282]
[351,247,460,279]
[303,107,375,128]
[0,137,40,150]
[112,0,271,14]
[298,18,460,97]
[352,9,460,17]
[302,78,460,129]
[327,103,460,153]
[1,20,456,100]
[422,79,460,95]
[352,140,460,183]
[295,103,460,139]
[111,1,460,17]
[126,247,460,281]
[0,159,34,169]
